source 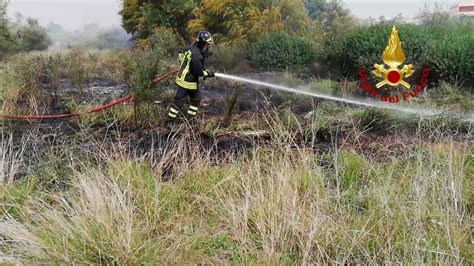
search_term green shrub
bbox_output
[320,23,430,76]
[320,18,474,84]
[128,48,175,106]
[246,31,316,70]
[0,2,50,56]
[12,18,51,52]
[206,45,250,73]
[147,27,185,56]
[425,34,473,83]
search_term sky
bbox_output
[344,0,464,19]
[7,0,123,30]
[6,0,466,31]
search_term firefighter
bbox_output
[166,31,216,128]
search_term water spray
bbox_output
[215,73,473,123]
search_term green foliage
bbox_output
[320,17,474,84]
[188,0,309,45]
[246,32,316,70]
[12,18,51,52]
[0,0,14,58]
[0,2,50,56]
[120,0,198,41]
[305,0,327,20]
[147,26,185,55]
[320,23,424,76]
[425,33,473,83]
[304,0,356,34]
[206,45,250,73]
[128,48,174,104]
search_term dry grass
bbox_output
[0,110,472,264]
[0,48,472,264]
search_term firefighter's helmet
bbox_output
[196,31,214,46]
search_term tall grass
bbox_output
[0,49,134,116]
[0,110,472,264]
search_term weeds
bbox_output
[0,46,472,264]
[0,107,472,264]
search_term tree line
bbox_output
[120,0,354,45]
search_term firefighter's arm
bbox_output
[190,54,205,77]
[190,55,215,78]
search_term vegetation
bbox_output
[0,0,472,264]
[188,0,309,45]
[120,0,199,41]
[0,49,134,115]
[246,31,316,69]
[12,18,51,52]
[0,1,51,58]
[121,0,354,46]
[319,15,474,85]
[0,107,472,264]
[304,0,356,34]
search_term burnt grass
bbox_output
[1,74,472,181]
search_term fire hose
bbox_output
[0,69,179,120]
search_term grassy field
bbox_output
[0,49,472,264]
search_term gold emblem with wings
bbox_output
[373,26,414,89]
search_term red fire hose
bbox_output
[0,68,179,120]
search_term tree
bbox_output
[305,0,327,20]
[13,18,51,52]
[120,0,199,41]
[0,0,14,55]
[304,0,355,33]
[188,0,309,45]
[0,1,51,55]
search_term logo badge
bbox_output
[373,26,414,89]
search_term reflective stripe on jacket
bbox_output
[175,44,209,90]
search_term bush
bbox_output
[0,4,14,59]
[246,31,316,70]
[0,4,51,56]
[425,34,473,83]
[143,27,185,56]
[206,45,250,73]
[12,18,51,52]
[319,18,474,85]
[320,23,430,76]
[127,48,175,105]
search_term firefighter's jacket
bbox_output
[175,44,210,90]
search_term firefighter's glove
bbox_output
[207,71,215,78]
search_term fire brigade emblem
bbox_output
[373,26,415,88]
